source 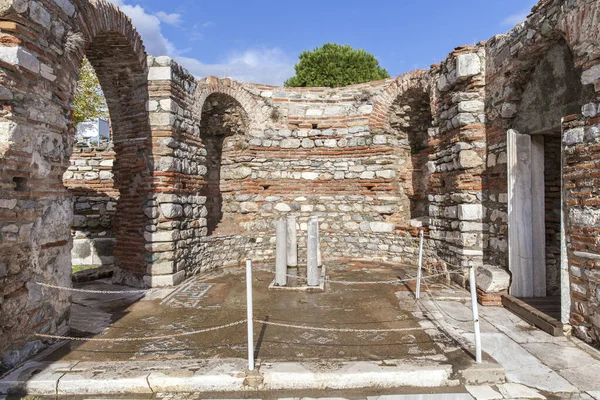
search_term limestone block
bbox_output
[369,222,395,233]
[437,73,451,92]
[476,266,510,293]
[564,127,584,145]
[373,135,387,145]
[53,0,75,15]
[148,66,172,81]
[0,198,17,209]
[147,261,175,275]
[456,53,481,79]
[376,170,395,179]
[280,138,301,148]
[306,108,323,116]
[458,204,483,221]
[444,206,458,219]
[144,230,179,242]
[0,46,40,73]
[458,150,483,169]
[260,91,272,98]
[150,112,175,126]
[457,100,484,113]
[324,106,342,115]
[274,203,291,212]
[240,201,258,213]
[99,171,113,180]
[0,0,29,14]
[426,161,436,174]
[0,83,13,100]
[160,203,183,218]
[585,125,600,142]
[40,63,56,81]
[143,270,185,287]
[301,172,318,180]
[230,166,252,179]
[501,103,517,118]
[154,56,172,66]
[452,113,477,127]
[582,103,598,118]
[301,138,314,148]
[581,64,600,85]
[358,104,373,113]
[29,1,51,29]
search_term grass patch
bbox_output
[72,264,98,273]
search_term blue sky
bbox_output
[109,0,538,85]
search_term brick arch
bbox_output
[63,0,153,286]
[369,70,431,132]
[195,77,265,130]
[0,0,151,368]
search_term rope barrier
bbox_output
[253,319,419,333]
[34,320,246,342]
[35,282,149,294]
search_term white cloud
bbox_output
[202,21,215,28]
[155,11,182,26]
[108,0,295,85]
[107,0,176,56]
[501,11,529,26]
[176,48,295,86]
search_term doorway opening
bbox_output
[506,40,595,326]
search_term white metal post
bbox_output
[415,229,424,299]
[246,260,255,371]
[469,261,482,363]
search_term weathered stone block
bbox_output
[458,204,483,221]
[0,46,40,73]
[564,127,584,145]
[143,270,185,287]
[581,64,600,85]
[456,53,481,79]
[501,103,517,118]
[457,100,484,113]
[53,0,75,16]
[147,261,175,275]
[148,66,172,81]
[160,203,183,218]
[369,222,395,233]
[458,150,483,169]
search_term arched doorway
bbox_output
[0,0,152,370]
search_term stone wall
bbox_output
[0,0,153,371]
[64,143,116,268]
[563,115,600,343]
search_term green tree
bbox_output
[73,57,108,126]
[284,43,390,88]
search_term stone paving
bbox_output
[2,262,600,399]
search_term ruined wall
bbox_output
[142,67,436,280]
[0,0,154,371]
[563,115,600,343]
[64,143,116,268]
[480,0,600,341]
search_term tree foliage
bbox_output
[284,43,390,88]
[73,58,109,126]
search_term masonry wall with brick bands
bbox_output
[64,143,117,268]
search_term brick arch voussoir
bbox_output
[369,70,431,132]
[65,0,148,77]
[196,79,262,131]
